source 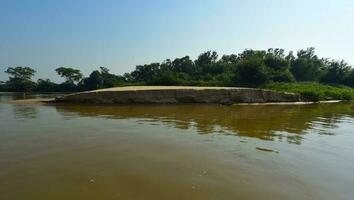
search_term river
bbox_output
[0,93,354,200]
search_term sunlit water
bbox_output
[1,93,354,200]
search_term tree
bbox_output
[131,63,160,82]
[344,69,354,87]
[290,48,324,81]
[234,57,270,87]
[0,80,5,91]
[231,49,294,85]
[5,67,36,80]
[219,54,239,64]
[237,49,266,61]
[4,66,36,92]
[55,67,83,84]
[194,51,222,81]
[265,48,294,82]
[81,70,103,90]
[265,48,288,70]
[34,79,58,92]
[172,56,195,74]
[195,51,218,66]
[320,60,351,85]
[98,67,126,88]
[123,73,134,82]
[80,67,126,90]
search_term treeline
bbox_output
[1,47,354,92]
[0,66,127,92]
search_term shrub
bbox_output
[265,82,354,101]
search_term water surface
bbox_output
[1,93,354,200]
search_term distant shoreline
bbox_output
[5,98,345,106]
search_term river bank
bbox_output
[53,86,306,105]
[5,86,351,105]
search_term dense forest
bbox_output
[1,48,354,95]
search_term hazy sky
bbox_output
[0,0,353,82]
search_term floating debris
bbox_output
[256,147,279,154]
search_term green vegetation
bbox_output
[4,67,36,92]
[1,47,354,101]
[265,82,354,101]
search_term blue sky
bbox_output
[0,0,353,82]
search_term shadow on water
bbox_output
[51,103,354,145]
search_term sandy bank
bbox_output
[54,86,306,104]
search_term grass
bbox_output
[265,82,354,101]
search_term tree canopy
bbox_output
[4,66,36,92]
[55,67,83,83]
[5,67,36,80]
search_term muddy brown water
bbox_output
[1,93,354,200]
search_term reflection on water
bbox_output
[0,92,28,101]
[0,92,60,102]
[0,92,58,120]
[1,93,354,200]
[13,105,39,120]
[52,103,354,145]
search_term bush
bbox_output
[341,91,353,100]
[270,70,295,83]
[300,91,323,101]
[265,82,354,101]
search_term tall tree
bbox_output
[5,67,36,80]
[55,67,83,84]
[4,66,36,92]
